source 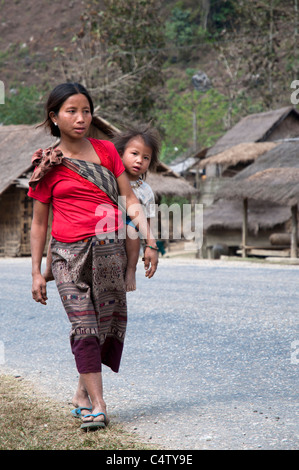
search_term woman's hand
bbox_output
[143,245,158,278]
[32,273,48,305]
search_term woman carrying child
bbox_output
[29,82,158,430]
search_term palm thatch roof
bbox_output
[204,141,299,235]
[0,124,56,195]
[145,159,198,198]
[232,141,299,180]
[217,167,299,207]
[146,171,197,198]
[203,198,289,233]
[214,141,299,205]
[206,106,299,157]
[199,142,278,169]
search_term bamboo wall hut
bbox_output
[197,106,299,208]
[0,124,56,257]
[203,141,299,258]
[216,166,299,258]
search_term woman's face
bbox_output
[51,93,92,139]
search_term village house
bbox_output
[203,141,299,259]
[199,106,299,205]
[198,106,299,258]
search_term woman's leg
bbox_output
[52,236,126,426]
[72,375,92,415]
[51,239,105,420]
[80,372,108,423]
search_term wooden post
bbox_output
[291,204,298,258]
[242,198,248,258]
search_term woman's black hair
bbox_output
[112,123,161,173]
[41,82,94,137]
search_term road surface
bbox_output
[0,256,298,449]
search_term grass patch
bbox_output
[0,375,154,450]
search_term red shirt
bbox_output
[28,138,125,243]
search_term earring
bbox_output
[54,123,58,126]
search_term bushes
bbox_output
[0,85,44,125]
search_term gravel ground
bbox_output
[0,256,298,450]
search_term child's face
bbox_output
[122,136,152,180]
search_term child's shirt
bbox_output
[130,178,155,218]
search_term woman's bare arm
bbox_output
[30,200,50,304]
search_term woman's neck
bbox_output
[58,136,89,157]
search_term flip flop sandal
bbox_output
[80,412,108,430]
[71,406,92,418]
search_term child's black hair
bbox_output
[112,123,161,172]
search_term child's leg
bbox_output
[43,236,54,282]
[125,225,140,291]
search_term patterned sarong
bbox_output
[51,235,127,374]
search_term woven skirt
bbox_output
[51,235,127,374]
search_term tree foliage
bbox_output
[58,0,165,125]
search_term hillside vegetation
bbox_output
[0,0,298,162]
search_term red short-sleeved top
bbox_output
[28,138,125,243]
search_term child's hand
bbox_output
[143,246,158,278]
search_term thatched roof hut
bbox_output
[215,141,299,203]
[203,198,290,234]
[217,167,299,208]
[206,106,299,157]
[199,142,278,173]
[212,142,299,258]
[144,160,197,199]
[146,171,198,199]
[0,124,57,195]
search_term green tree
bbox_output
[0,86,44,125]
[232,0,293,108]
[60,0,165,124]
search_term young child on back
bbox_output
[112,124,161,291]
[43,124,160,290]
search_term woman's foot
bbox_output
[81,403,109,429]
[77,372,109,430]
[72,390,92,418]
